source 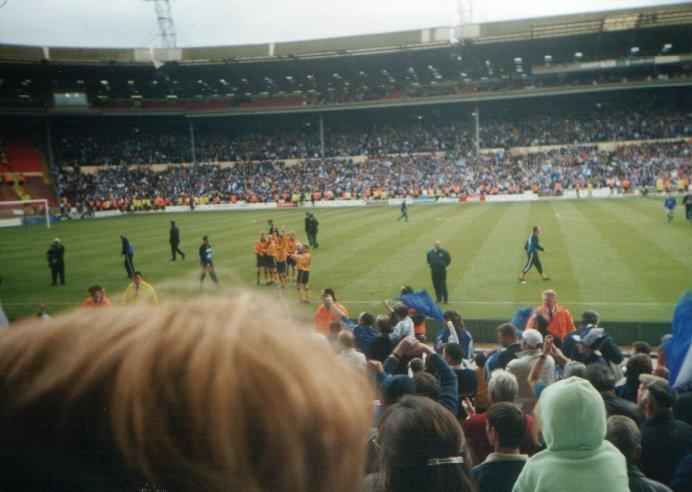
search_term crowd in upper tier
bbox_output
[51,105,690,166]
[54,141,689,208]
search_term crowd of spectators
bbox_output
[54,141,690,208]
[480,109,690,148]
[54,128,192,168]
[0,283,689,491]
[51,105,690,167]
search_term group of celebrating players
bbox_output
[252,220,312,302]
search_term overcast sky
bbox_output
[0,0,686,48]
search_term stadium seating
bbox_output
[2,141,44,173]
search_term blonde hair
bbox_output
[0,293,372,490]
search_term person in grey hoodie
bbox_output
[512,376,629,492]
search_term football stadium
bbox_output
[0,1,690,490]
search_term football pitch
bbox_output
[0,196,690,322]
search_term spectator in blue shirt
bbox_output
[323,295,378,354]
[665,193,676,222]
[119,233,135,279]
[435,310,474,362]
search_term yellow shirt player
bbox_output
[292,244,311,302]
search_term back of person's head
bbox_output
[581,310,600,326]
[376,315,392,334]
[474,352,487,368]
[393,305,409,320]
[328,321,342,336]
[409,357,424,374]
[443,343,465,366]
[381,375,416,407]
[358,312,375,327]
[564,361,588,379]
[413,372,440,401]
[337,329,355,350]
[379,396,475,491]
[0,295,372,491]
[486,402,525,449]
[626,354,653,384]
[631,341,652,355]
[605,415,640,464]
[638,374,676,413]
[400,285,414,296]
[443,310,464,332]
[531,313,550,334]
[587,364,616,392]
[488,370,518,403]
[537,377,606,451]
[498,323,519,342]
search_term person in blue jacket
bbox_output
[518,226,549,284]
[435,310,474,362]
[664,192,676,222]
[119,233,135,279]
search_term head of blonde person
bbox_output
[0,293,372,490]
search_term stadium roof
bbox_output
[0,3,690,64]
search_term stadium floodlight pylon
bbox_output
[145,0,177,49]
[0,199,51,228]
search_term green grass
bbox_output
[1,196,690,322]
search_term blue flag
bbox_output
[666,291,692,390]
[510,307,534,332]
[397,290,444,320]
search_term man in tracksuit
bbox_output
[426,241,451,304]
[397,200,408,222]
[169,221,185,261]
[305,213,319,248]
[518,226,549,284]
[664,193,676,222]
[120,233,135,279]
[199,235,219,288]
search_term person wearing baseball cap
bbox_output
[637,374,692,485]
[506,329,555,413]
[571,327,610,369]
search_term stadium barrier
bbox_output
[78,187,652,218]
[2,187,674,227]
[423,318,671,346]
[312,199,367,208]
[0,218,22,228]
[94,210,122,218]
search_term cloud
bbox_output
[0,0,684,48]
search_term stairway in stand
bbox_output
[1,139,57,207]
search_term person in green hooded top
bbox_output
[512,376,629,492]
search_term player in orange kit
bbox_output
[274,229,290,288]
[252,233,268,285]
[291,244,311,302]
